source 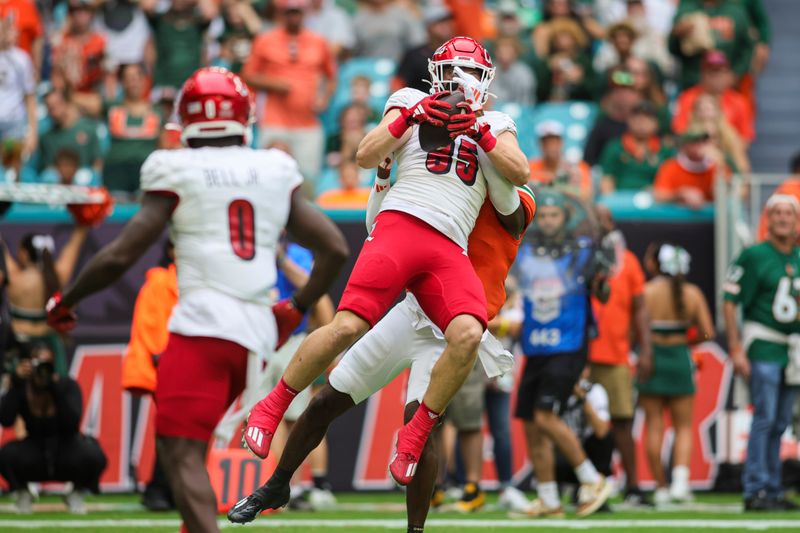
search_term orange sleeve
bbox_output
[121,268,178,394]
[30,3,43,39]
[578,162,592,198]
[321,38,337,80]
[736,95,755,143]
[627,252,646,297]
[653,160,676,195]
[242,34,265,78]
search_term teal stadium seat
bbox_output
[530,102,598,161]
[491,103,538,158]
[322,58,396,135]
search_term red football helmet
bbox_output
[177,67,254,145]
[428,36,495,105]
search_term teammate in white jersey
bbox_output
[45,67,348,533]
[243,36,529,487]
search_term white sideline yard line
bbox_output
[1,519,800,530]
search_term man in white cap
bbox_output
[723,193,800,512]
[528,120,592,201]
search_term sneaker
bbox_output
[242,406,276,460]
[744,491,779,512]
[654,487,671,506]
[287,490,314,512]
[389,451,419,486]
[142,486,173,512]
[498,486,531,513]
[669,483,694,503]
[623,487,654,507]
[308,487,337,510]
[14,489,33,514]
[576,475,613,518]
[227,480,291,524]
[430,487,446,509]
[509,498,565,518]
[454,483,485,513]
[63,490,87,515]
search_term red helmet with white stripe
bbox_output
[428,36,495,105]
[177,67,254,145]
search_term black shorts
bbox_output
[514,348,587,420]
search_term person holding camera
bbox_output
[555,369,612,500]
[0,343,107,514]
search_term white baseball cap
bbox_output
[537,120,565,138]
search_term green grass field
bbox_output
[1,492,799,532]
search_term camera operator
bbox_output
[0,343,106,514]
[555,369,613,500]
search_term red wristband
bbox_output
[477,130,497,152]
[388,114,410,139]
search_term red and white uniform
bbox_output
[379,88,516,249]
[141,146,302,441]
[140,146,302,355]
[337,89,517,331]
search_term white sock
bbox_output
[671,465,689,489]
[574,460,601,485]
[537,481,560,509]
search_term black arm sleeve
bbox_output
[54,378,83,434]
[0,381,23,427]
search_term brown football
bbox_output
[418,91,466,152]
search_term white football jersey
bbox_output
[379,88,517,249]
[139,146,302,353]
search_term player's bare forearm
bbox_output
[484,132,529,186]
[285,191,349,310]
[356,110,410,169]
[61,194,174,307]
[495,204,526,238]
[633,295,652,361]
[55,225,89,287]
[722,300,740,350]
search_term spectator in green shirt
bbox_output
[103,63,163,195]
[733,0,771,75]
[37,88,101,174]
[668,0,754,89]
[141,0,218,99]
[599,101,673,194]
[723,194,800,512]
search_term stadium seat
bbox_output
[322,58,396,135]
[492,103,538,159]
[531,102,598,161]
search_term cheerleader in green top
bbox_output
[639,243,714,506]
[1,226,89,376]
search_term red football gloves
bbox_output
[388,91,452,138]
[272,297,306,350]
[67,187,114,227]
[447,103,497,152]
[46,292,78,333]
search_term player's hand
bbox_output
[46,292,78,333]
[730,345,751,380]
[637,353,653,383]
[448,103,497,151]
[272,298,305,350]
[452,66,489,113]
[400,92,452,128]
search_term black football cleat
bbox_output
[227,481,290,524]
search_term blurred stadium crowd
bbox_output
[2,0,800,520]
[0,0,780,207]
